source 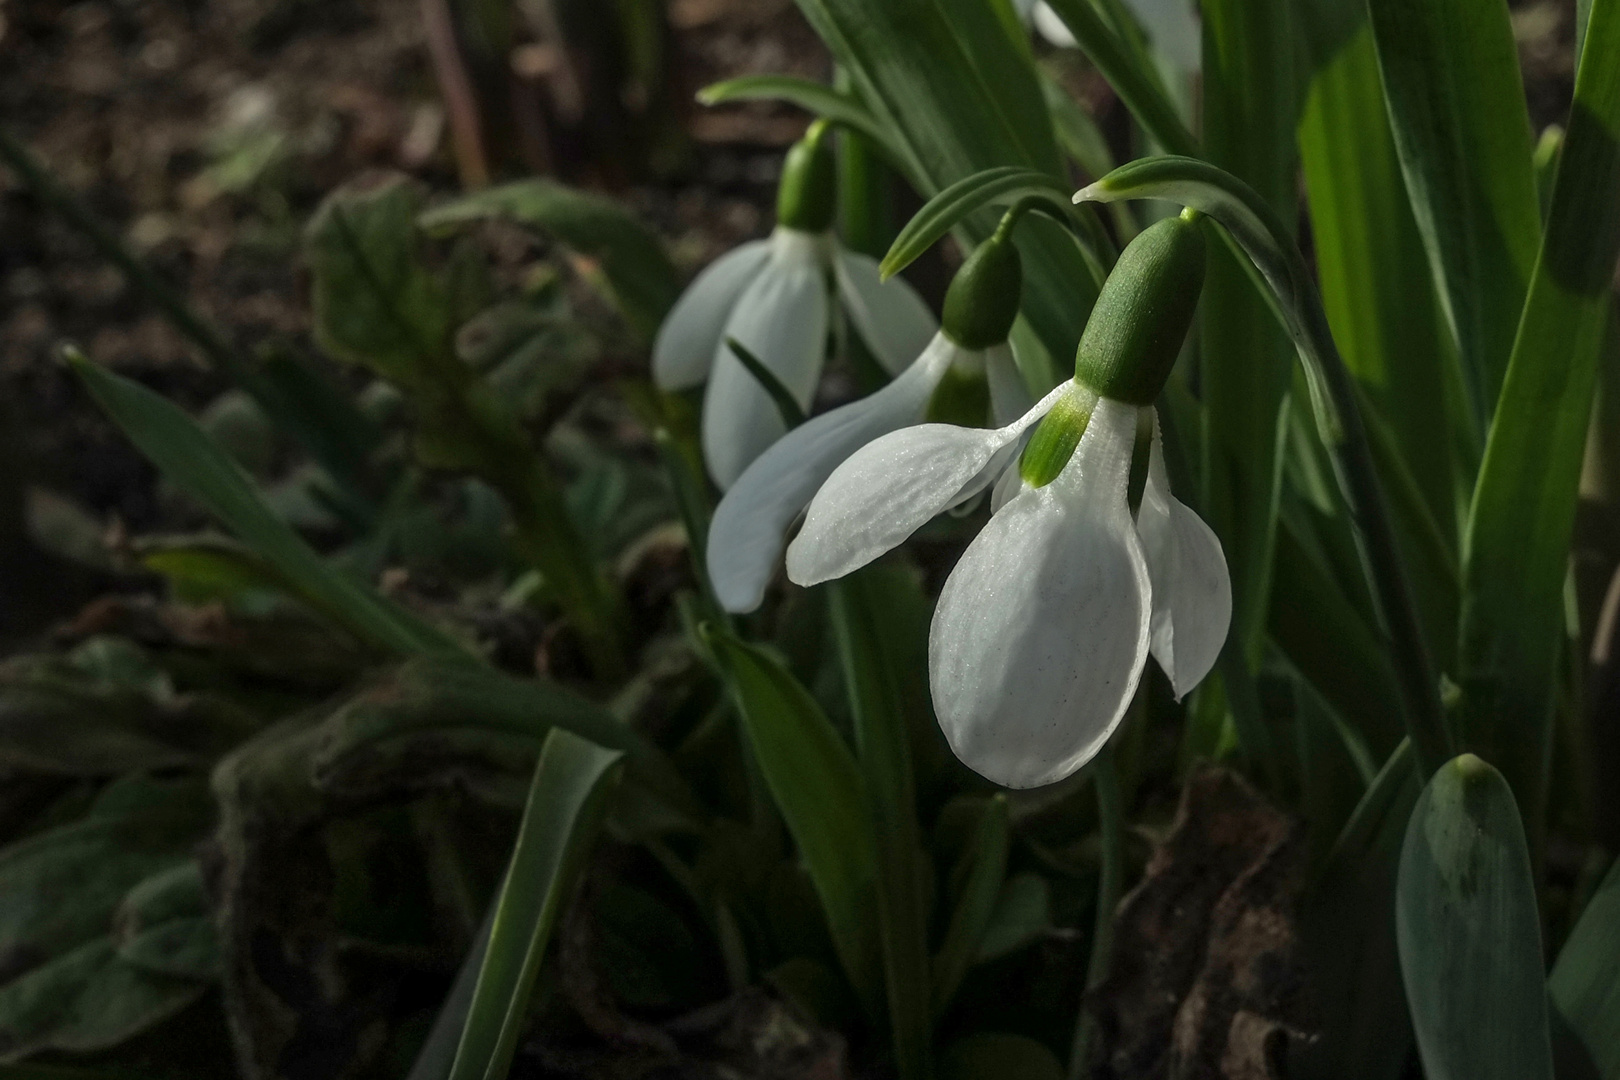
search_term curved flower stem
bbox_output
[1068,742,1124,1080]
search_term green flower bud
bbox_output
[942,234,1023,350]
[1074,211,1206,405]
[776,123,837,232]
[925,353,991,427]
[1018,383,1096,488]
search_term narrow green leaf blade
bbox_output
[931,796,1009,1018]
[697,75,902,164]
[1550,858,1620,1077]
[68,352,469,660]
[1366,0,1542,429]
[448,729,623,1080]
[879,167,1075,279]
[420,179,681,339]
[703,626,884,1018]
[1455,0,1620,826]
[1396,755,1553,1080]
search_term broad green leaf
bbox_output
[113,862,220,981]
[1198,0,1299,664]
[68,351,469,660]
[1037,0,1196,157]
[940,1033,1063,1080]
[1293,740,1417,1080]
[1079,156,1452,773]
[1396,755,1552,1080]
[973,872,1051,963]
[931,795,1009,1018]
[879,167,1078,280]
[419,179,680,340]
[1550,857,1620,1078]
[703,626,884,1019]
[1366,0,1542,432]
[829,575,931,1080]
[1298,26,1457,580]
[1455,0,1620,828]
[696,76,903,165]
[447,730,623,1080]
[0,938,204,1062]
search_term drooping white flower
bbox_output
[1014,0,1201,75]
[787,211,1229,788]
[652,128,935,490]
[706,331,1031,613]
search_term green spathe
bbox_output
[1074,213,1206,404]
[942,235,1023,350]
[776,123,838,233]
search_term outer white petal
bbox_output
[984,342,1034,426]
[786,381,1072,586]
[1032,2,1078,47]
[929,398,1151,789]
[707,334,958,613]
[990,465,1025,515]
[1136,413,1231,698]
[652,239,772,390]
[835,251,939,376]
[702,232,831,489]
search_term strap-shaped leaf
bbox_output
[879,167,1077,279]
[1366,0,1542,432]
[68,350,470,660]
[1550,857,1620,1077]
[1455,0,1620,828]
[931,796,1009,1018]
[1396,755,1553,1080]
[1078,156,1452,775]
[697,75,904,165]
[703,626,884,1019]
[448,730,623,1080]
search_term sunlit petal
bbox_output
[786,381,1073,586]
[707,334,959,613]
[702,234,830,489]
[1136,412,1231,697]
[930,398,1151,789]
[652,239,772,391]
[836,250,939,376]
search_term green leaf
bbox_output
[1036,0,1197,157]
[0,938,205,1062]
[696,76,903,165]
[703,626,884,1019]
[1550,858,1620,1078]
[419,179,680,340]
[879,167,1077,279]
[447,730,623,1080]
[1396,755,1553,1080]
[828,575,931,1080]
[113,863,220,981]
[68,350,470,660]
[1366,0,1542,432]
[974,872,1051,963]
[1455,0,1620,827]
[940,1032,1063,1080]
[931,795,1008,1018]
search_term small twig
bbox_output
[419,0,491,188]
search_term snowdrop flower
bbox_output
[788,211,1230,789]
[652,122,936,489]
[706,232,1033,613]
[1013,0,1201,75]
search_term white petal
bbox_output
[1136,413,1231,698]
[786,381,1073,586]
[984,342,1034,426]
[990,465,1025,515]
[706,334,958,613]
[702,237,830,489]
[836,251,939,376]
[930,398,1151,789]
[1123,0,1201,72]
[653,239,772,391]
[1032,2,1078,47]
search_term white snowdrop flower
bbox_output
[788,211,1230,789]
[705,232,1033,614]
[1015,0,1201,75]
[652,123,936,489]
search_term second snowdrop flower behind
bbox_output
[705,227,1033,614]
[788,210,1231,789]
[651,121,937,489]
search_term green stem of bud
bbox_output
[1073,213,1206,404]
[776,120,838,233]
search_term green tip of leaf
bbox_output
[1450,753,1496,784]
